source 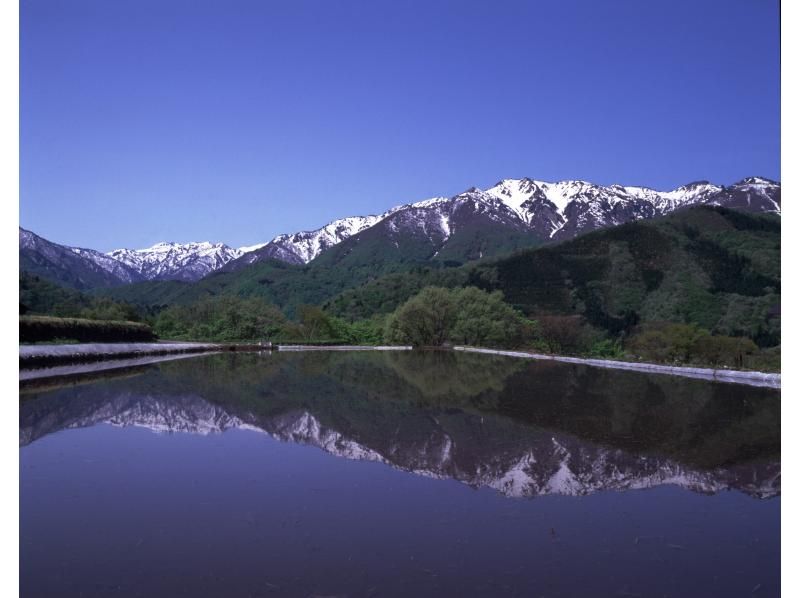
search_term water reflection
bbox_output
[20,351,780,499]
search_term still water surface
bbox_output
[20,351,780,597]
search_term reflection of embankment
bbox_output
[20,365,780,499]
[19,353,208,394]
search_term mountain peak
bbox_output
[679,180,713,189]
[735,176,779,186]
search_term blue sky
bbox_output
[20,0,780,251]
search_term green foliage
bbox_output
[325,267,469,321]
[468,207,779,346]
[20,315,156,343]
[692,335,758,368]
[154,296,287,342]
[385,287,456,346]
[385,286,533,348]
[625,322,761,368]
[713,293,780,347]
[588,338,625,359]
[78,297,142,322]
[535,315,594,354]
[20,272,145,322]
[98,245,471,318]
[744,345,780,372]
[328,207,779,355]
[327,316,387,345]
[450,287,534,346]
[151,295,386,344]
[626,322,710,363]
[294,305,337,341]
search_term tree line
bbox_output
[144,286,776,371]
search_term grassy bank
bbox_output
[20,315,157,344]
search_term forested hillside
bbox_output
[469,206,780,345]
[328,206,780,347]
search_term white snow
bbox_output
[438,213,451,240]
[108,241,243,280]
[407,196,450,209]
[237,242,268,254]
[486,178,730,218]
[265,211,397,263]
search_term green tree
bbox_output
[450,287,529,347]
[385,287,456,346]
[385,286,532,348]
[296,305,337,341]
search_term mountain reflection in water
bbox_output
[20,351,780,499]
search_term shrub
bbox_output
[626,322,709,363]
[385,286,532,348]
[588,338,625,359]
[692,335,758,368]
[626,321,761,368]
[20,316,156,343]
[536,315,592,354]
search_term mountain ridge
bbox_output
[20,176,780,288]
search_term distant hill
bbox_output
[19,227,143,290]
[327,206,780,345]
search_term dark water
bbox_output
[20,351,780,597]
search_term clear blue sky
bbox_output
[20,0,780,251]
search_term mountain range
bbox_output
[19,176,780,290]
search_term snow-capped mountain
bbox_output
[107,241,250,282]
[227,176,781,270]
[482,176,779,241]
[20,176,781,285]
[19,392,780,500]
[229,211,400,268]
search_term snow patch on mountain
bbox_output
[265,214,388,264]
[237,242,269,254]
[108,241,245,282]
